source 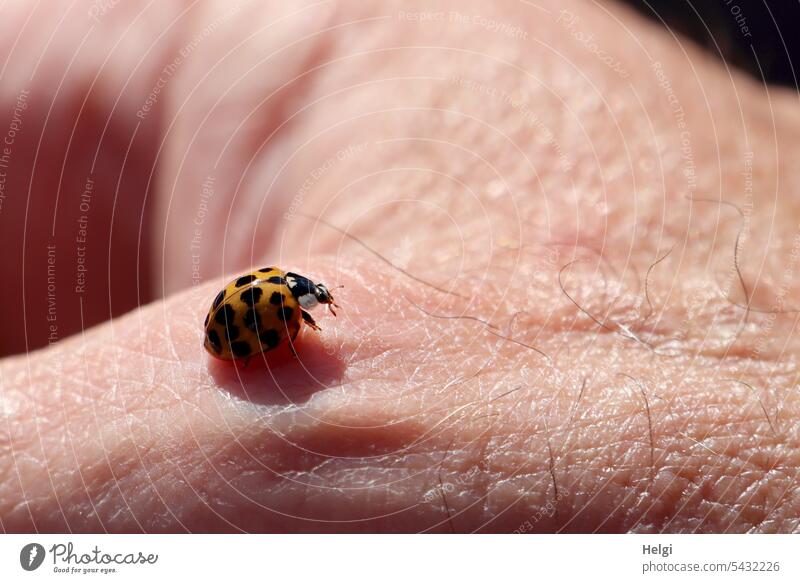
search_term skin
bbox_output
[1,0,799,532]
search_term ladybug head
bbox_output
[286,272,340,316]
[314,283,333,304]
[313,283,339,316]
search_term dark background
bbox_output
[622,0,800,89]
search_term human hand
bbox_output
[2,0,799,532]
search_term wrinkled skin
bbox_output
[1,0,800,533]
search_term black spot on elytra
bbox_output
[266,276,286,285]
[207,329,221,353]
[241,286,263,307]
[235,274,257,287]
[259,266,276,273]
[224,324,239,341]
[230,340,252,358]
[243,308,261,332]
[212,290,225,309]
[214,304,239,341]
[270,291,284,305]
[215,304,235,325]
[259,328,280,349]
[277,306,294,322]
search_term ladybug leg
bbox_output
[301,309,322,331]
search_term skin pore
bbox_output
[1,0,799,532]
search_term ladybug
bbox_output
[203,267,338,361]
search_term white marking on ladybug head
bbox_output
[299,293,319,309]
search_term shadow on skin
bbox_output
[207,331,347,407]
